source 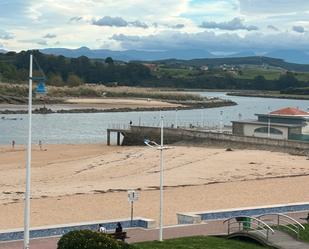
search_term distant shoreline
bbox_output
[0,99,236,114]
[227,91,309,100]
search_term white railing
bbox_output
[257,213,305,238]
[223,216,275,241]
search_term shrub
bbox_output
[57,230,131,249]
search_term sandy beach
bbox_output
[0,98,183,112]
[1,144,309,230]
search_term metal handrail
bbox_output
[223,216,275,240]
[257,213,305,238]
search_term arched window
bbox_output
[254,127,283,135]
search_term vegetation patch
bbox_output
[134,236,269,249]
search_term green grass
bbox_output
[236,69,282,80]
[157,67,197,78]
[299,224,309,242]
[134,236,269,249]
[277,223,309,243]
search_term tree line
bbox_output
[0,50,151,86]
[0,50,308,91]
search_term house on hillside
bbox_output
[232,107,309,141]
[142,63,158,72]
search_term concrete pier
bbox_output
[107,125,309,156]
[106,128,129,146]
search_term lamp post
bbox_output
[144,115,169,242]
[220,111,223,133]
[267,106,271,138]
[24,53,33,249]
[175,109,178,128]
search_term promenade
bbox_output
[0,211,307,249]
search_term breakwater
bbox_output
[118,126,309,156]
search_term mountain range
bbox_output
[39,47,309,65]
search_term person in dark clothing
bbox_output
[115,222,123,233]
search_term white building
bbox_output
[232,107,309,141]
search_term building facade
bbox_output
[232,107,309,141]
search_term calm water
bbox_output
[1,92,309,145]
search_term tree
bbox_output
[47,74,64,86]
[278,71,299,89]
[67,74,83,87]
[57,230,134,249]
[105,57,114,65]
[253,75,268,90]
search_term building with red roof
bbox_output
[270,107,309,116]
[232,107,309,141]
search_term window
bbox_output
[254,127,283,135]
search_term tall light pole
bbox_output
[144,115,168,242]
[175,109,178,128]
[267,116,270,138]
[220,111,223,133]
[24,53,33,249]
[159,116,164,241]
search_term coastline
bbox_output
[0,99,236,114]
[227,91,309,100]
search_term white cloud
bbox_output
[92,16,128,27]
[239,0,309,14]
[19,39,48,46]
[111,30,309,52]
[0,31,14,40]
[292,25,305,33]
[43,33,57,39]
[267,25,279,31]
[200,18,258,31]
[0,0,308,52]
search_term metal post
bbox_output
[277,215,280,229]
[159,115,164,242]
[117,132,120,146]
[130,201,133,227]
[220,111,223,133]
[175,109,178,128]
[107,130,110,146]
[267,117,270,138]
[24,53,33,249]
[228,220,230,235]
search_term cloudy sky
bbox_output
[0,0,309,52]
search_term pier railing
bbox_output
[107,122,232,133]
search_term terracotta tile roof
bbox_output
[270,107,309,116]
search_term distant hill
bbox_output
[265,50,309,64]
[41,47,214,61]
[153,56,309,72]
[40,47,309,65]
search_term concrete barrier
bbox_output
[0,217,155,242]
[177,202,309,224]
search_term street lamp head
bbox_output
[144,138,159,148]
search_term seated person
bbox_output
[115,222,123,233]
[98,224,106,233]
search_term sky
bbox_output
[0,0,309,53]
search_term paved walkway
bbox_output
[0,220,225,249]
[267,230,309,249]
[0,211,307,249]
